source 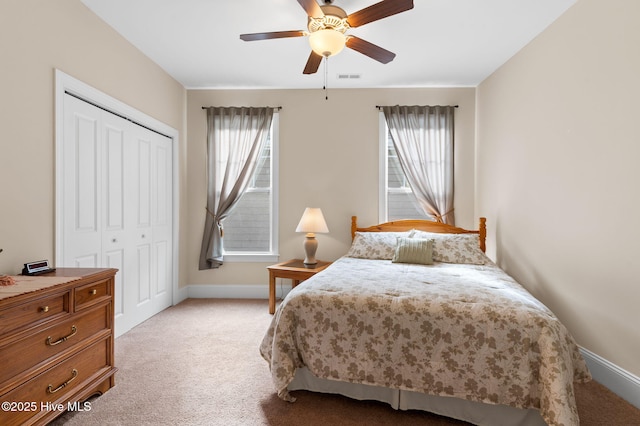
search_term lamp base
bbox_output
[302,234,318,267]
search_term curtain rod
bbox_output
[201,106,282,110]
[375,105,458,109]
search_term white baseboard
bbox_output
[174,285,189,305]
[180,283,292,300]
[580,346,640,409]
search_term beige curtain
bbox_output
[382,105,455,225]
[199,107,274,269]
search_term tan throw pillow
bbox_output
[392,237,434,265]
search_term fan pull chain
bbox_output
[324,56,329,100]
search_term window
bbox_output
[380,115,431,222]
[380,109,458,222]
[221,113,279,261]
[384,130,431,221]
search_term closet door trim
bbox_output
[54,69,181,313]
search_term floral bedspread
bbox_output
[260,257,591,426]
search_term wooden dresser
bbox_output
[0,268,117,426]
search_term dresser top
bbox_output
[0,268,117,301]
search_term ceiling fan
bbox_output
[239,0,414,75]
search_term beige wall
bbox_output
[10,0,632,381]
[0,0,187,284]
[186,88,476,285]
[477,0,640,376]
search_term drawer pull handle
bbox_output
[90,289,97,295]
[40,306,50,313]
[47,369,78,394]
[46,325,77,346]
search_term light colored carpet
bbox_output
[51,299,640,425]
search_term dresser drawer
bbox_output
[74,278,110,311]
[0,292,70,337]
[0,338,111,426]
[0,304,110,391]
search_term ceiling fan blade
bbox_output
[303,51,323,74]
[346,36,396,64]
[240,30,305,41]
[347,0,414,28]
[297,0,324,19]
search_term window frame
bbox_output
[222,112,279,263]
[378,113,388,222]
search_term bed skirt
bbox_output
[288,367,547,426]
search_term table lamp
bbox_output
[295,207,329,267]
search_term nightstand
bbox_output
[267,259,331,314]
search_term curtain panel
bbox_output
[382,105,455,225]
[199,107,274,269]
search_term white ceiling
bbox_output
[81,0,576,89]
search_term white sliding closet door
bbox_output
[123,120,173,330]
[62,94,172,336]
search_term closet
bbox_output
[60,94,173,336]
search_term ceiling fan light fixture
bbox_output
[309,29,346,57]
[239,0,414,74]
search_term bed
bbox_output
[260,217,591,426]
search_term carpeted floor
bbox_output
[51,299,640,426]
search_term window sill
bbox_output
[222,253,279,263]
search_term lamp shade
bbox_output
[295,208,329,234]
[308,29,346,57]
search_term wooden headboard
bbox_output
[351,216,487,253]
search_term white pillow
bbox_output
[347,231,412,260]
[411,230,490,265]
